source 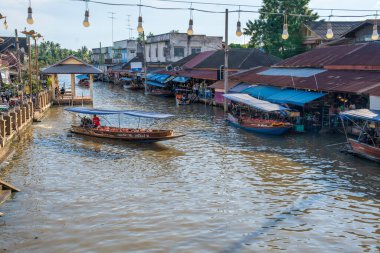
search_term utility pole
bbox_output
[108,12,116,45]
[142,32,147,93]
[27,36,32,96]
[15,29,22,84]
[127,14,132,39]
[223,9,229,112]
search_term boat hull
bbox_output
[227,114,292,135]
[347,139,380,163]
[70,126,184,143]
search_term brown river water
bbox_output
[1,81,380,253]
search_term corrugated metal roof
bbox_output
[195,48,281,69]
[209,80,240,90]
[275,44,365,68]
[258,68,326,78]
[183,51,217,69]
[159,69,228,80]
[231,67,380,96]
[327,42,380,68]
[305,21,364,39]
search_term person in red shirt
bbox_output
[92,114,100,128]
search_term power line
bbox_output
[71,0,380,18]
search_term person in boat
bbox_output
[81,116,92,128]
[92,114,101,128]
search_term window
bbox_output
[174,47,185,57]
[130,50,136,54]
[191,47,201,54]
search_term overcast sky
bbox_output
[1,0,380,50]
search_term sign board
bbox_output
[131,62,143,72]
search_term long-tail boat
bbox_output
[65,107,185,142]
[340,109,380,162]
[224,93,293,135]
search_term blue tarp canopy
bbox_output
[146,81,166,88]
[120,77,133,81]
[242,85,282,100]
[224,93,289,112]
[173,76,189,83]
[341,109,380,122]
[258,68,327,78]
[267,89,326,106]
[152,74,171,83]
[76,74,89,80]
[65,107,174,119]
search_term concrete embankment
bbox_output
[0,90,53,212]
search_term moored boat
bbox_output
[340,109,380,163]
[224,93,293,135]
[227,114,292,135]
[346,138,380,162]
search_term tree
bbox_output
[243,0,318,58]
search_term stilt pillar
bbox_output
[3,115,12,135]
[71,74,75,99]
[89,74,94,101]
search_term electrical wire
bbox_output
[71,0,380,17]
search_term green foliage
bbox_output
[33,41,93,67]
[243,0,318,59]
[229,43,250,49]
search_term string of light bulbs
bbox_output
[19,0,380,42]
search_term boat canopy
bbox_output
[266,89,326,106]
[146,81,166,88]
[120,77,133,81]
[76,74,89,80]
[65,107,174,119]
[223,93,289,112]
[173,76,189,83]
[340,109,380,122]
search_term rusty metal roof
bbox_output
[232,67,380,96]
[305,21,364,39]
[275,43,366,68]
[183,51,217,69]
[327,42,380,68]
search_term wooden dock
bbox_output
[0,179,20,216]
[53,94,93,106]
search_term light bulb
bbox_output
[282,24,289,40]
[3,19,8,30]
[236,21,242,37]
[372,24,379,40]
[27,7,34,25]
[326,22,333,39]
[187,19,193,36]
[137,16,144,33]
[83,10,90,27]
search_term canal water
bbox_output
[0,81,380,252]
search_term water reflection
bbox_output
[0,81,379,252]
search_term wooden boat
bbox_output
[346,138,380,162]
[340,109,380,163]
[223,93,293,135]
[65,107,184,143]
[70,126,184,142]
[175,89,192,106]
[146,89,174,97]
[78,79,90,87]
[227,114,292,135]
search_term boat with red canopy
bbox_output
[65,107,185,142]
